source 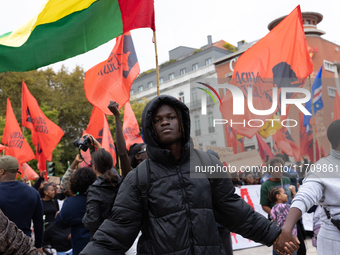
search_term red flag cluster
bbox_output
[123,102,144,150]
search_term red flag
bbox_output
[0,144,5,153]
[2,98,35,167]
[79,130,92,168]
[272,124,300,161]
[86,107,117,166]
[18,163,39,181]
[307,139,325,163]
[123,101,144,150]
[85,32,140,115]
[256,133,274,160]
[237,136,245,153]
[22,81,64,158]
[332,91,340,122]
[220,6,313,138]
[299,112,311,158]
[225,124,237,154]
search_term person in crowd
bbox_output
[55,167,96,255]
[40,183,59,229]
[61,155,83,192]
[33,170,49,190]
[245,173,255,185]
[108,100,134,177]
[269,187,297,255]
[128,143,148,169]
[80,95,298,255]
[0,156,44,254]
[260,157,294,216]
[0,208,41,255]
[43,221,73,255]
[82,134,121,237]
[230,172,243,187]
[275,120,340,255]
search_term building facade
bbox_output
[131,36,232,149]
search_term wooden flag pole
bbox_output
[309,76,317,162]
[153,31,160,96]
[317,112,322,159]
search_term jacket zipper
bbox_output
[176,164,195,255]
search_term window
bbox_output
[312,20,316,25]
[179,92,185,103]
[210,141,216,146]
[169,73,175,80]
[192,63,199,71]
[328,87,336,97]
[130,89,134,96]
[324,60,335,72]
[306,20,311,25]
[195,116,201,136]
[205,58,212,65]
[180,68,187,75]
[208,112,215,133]
[159,77,164,84]
[138,85,143,92]
[147,81,153,88]
[191,88,199,108]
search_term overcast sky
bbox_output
[0,0,339,74]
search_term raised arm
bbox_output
[108,100,131,178]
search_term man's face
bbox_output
[153,104,182,146]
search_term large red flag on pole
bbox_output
[272,124,300,161]
[123,101,144,150]
[84,31,140,114]
[18,163,39,181]
[2,98,35,168]
[332,91,340,121]
[220,5,313,138]
[86,107,117,166]
[22,80,64,159]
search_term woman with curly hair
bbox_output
[55,167,96,255]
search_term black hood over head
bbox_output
[142,95,191,165]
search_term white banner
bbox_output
[232,185,313,250]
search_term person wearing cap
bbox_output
[0,155,44,254]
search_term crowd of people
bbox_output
[0,95,339,255]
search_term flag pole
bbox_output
[153,31,160,96]
[317,112,322,159]
[309,76,317,162]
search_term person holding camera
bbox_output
[82,134,122,238]
[275,120,340,254]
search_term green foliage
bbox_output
[137,68,156,78]
[0,66,92,177]
[223,42,238,52]
[0,66,150,177]
[159,59,177,69]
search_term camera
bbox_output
[73,136,91,152]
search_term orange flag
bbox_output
[0,144,5,153]
[2,98,35,167]
[79,130,92,168]
[220,5,313,138]
[18,163,39,181]
[332,91,340,121]
[123,101,144,150]
[86,107,117,166]
[225,124,237,154]
[85,31,140,115]
[22,80,64,159]
[256,133,274,160]
[272,115,300,161]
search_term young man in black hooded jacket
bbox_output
[80,95,297,255]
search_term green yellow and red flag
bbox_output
[0,0,155,72]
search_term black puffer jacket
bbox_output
[82,171,121,237]
[80,95,280,255]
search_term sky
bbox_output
[0,0,339,74]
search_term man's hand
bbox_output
[274,229,300,255]
[40,170,46,178]
[83,133,101,149]
[37,248,43,254]
[108,100,120,117]
[75,154,83,163]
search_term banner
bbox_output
[123,101,144,150]
[226,150,263,172]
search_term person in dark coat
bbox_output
[55,167,96,255]
[80,95,296,255]
[82,144,122,237]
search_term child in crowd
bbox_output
[269,187,297,255]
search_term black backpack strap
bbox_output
[194,149,214,166]
[136,159,151,225]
